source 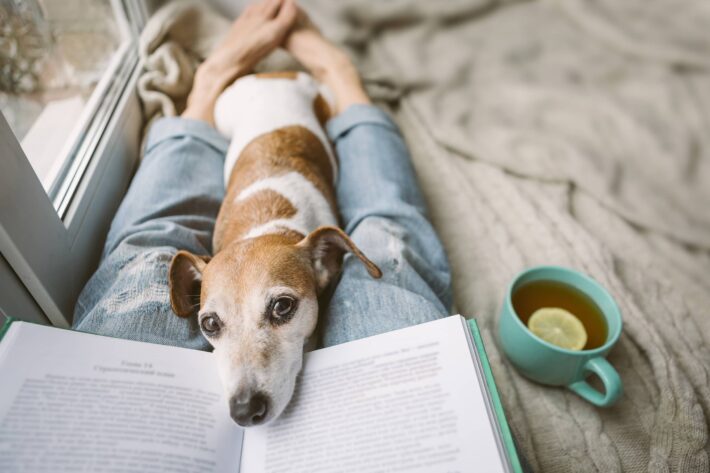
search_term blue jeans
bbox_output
[73,104,452,349]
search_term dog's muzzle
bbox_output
[229,389,270,427]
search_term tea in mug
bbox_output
[512,280,608,350]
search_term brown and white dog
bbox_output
[168,71,382,427]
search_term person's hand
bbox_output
[284,6,370,115]
[183,0,298,124]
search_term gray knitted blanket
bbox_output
[138,1,710,471]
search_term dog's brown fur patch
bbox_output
[205,233,315,298]
[215,125,336,252]
[313,94,331,127]
[214,189,299,248]
[169,251,210,318]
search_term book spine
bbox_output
[468,319,523,473]
[0,317,14,341]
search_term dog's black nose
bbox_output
[229,390,269,426]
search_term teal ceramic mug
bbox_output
[499,266,623,407]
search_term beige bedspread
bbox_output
[139,1,710,471]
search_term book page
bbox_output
[0,323,242,473]
[240,316,507,473]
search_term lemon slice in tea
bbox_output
[528,307,587,350]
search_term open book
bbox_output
[0,315,522,472]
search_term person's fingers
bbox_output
[288,3,319,34]
[274,0,298,28]
[241,2,257,17]
[297,6,312,29]
[259,0,297,47]
[260,0,282,18]
[246,0,271,17]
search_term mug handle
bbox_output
[568,357,622,407]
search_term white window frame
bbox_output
[0,0,148,327]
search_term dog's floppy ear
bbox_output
[298,226,382,292]
[169,251,210,318]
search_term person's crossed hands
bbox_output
[183,0,298,124]
[183,0,371,125]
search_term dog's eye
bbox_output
[269,296,297,324]
[200,313,221,335]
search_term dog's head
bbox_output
[168,226,381,427]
